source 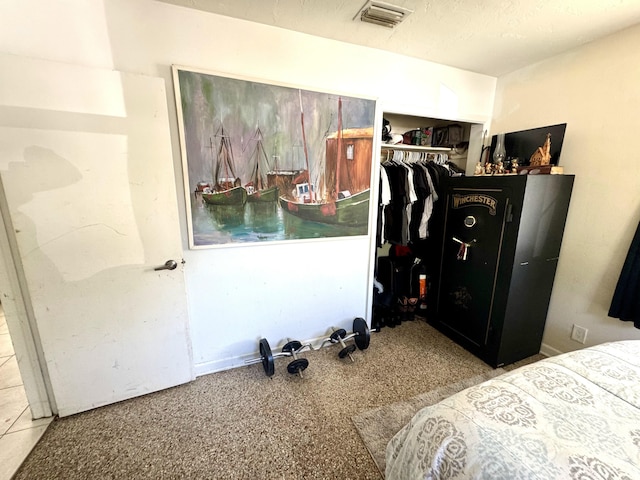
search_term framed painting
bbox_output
[172,66,377,248]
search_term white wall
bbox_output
[492,24,640,355]
[0,0,496,402]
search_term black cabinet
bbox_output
[429,174,574,367]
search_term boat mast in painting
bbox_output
[278,95,372,227]
[245,127,278,203]
[201,125,247,206]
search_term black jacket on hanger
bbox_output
[609,219,640,328]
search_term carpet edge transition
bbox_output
[352,368,507,478]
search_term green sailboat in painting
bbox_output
[280,183,370,226]
[279,94,372,227]
[245,127,278,203]
[202,125,247,206]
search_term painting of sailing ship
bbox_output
[172,66,376,248]
[244,127,278,203]
[201,126,247,206]
[278,94,373,227]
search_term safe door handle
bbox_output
[154,260,178,271]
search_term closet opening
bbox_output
[372,112,485,331]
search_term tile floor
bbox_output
[0,305,53,480]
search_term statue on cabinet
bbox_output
[529,133,552,166]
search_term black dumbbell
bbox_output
[320,317,371,361]
[329,328,356,362]
[245,337,311,377]
[282,339,312,378]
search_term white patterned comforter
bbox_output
[386,341,640,480]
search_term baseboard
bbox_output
[194,333,332,378]
[540,342,564,357]
[194,353,257,377]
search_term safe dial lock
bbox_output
[463,215,477,228]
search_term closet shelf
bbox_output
[381,144,452,152]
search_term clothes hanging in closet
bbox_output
[378,151,454,246]
[609,219,640,328]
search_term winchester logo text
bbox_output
[451,194,498,215]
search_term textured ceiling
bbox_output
[157,0,640,76]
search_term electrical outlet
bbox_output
[571,324,588,344]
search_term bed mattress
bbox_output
[386,341,640,479]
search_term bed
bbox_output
[386,340,640,479]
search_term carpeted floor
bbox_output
[14,318,543,479]
[352,368,506,477]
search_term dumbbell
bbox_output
[320,317,371,361]
[281,339,312,378]
[245,337,312,378]
[327,328,356,362]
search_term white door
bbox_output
[0,55,193,416]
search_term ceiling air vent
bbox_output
[354,1,413,28]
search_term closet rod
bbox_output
[380,144,452,153]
